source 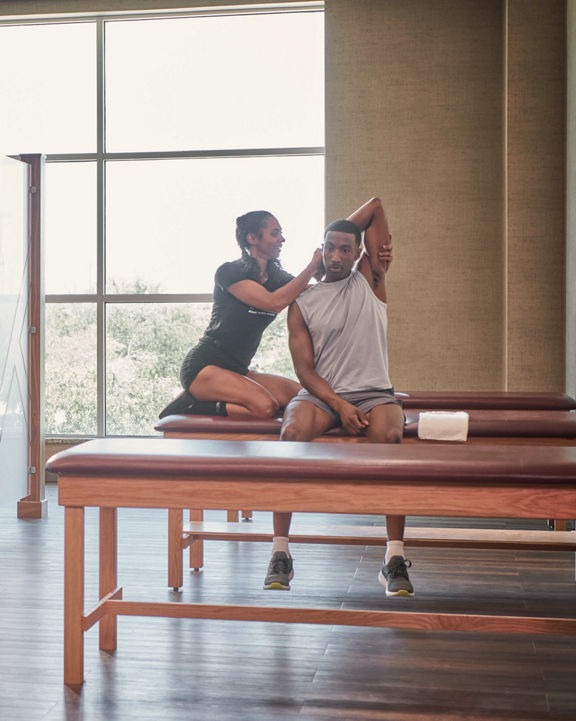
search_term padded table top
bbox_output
[47,437,576,484]
[398,391,576,410]
[155,410,576,438]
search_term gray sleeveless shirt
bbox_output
[295,269,392,393]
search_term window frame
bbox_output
[0,4,324,437]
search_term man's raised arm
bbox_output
[347,197,392,303]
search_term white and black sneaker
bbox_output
[263,551,294,590]
[378,556,414,597]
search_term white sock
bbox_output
[272,536,290,556]
[386,540,405,564]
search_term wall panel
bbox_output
[505,0,565,390]
[568,0,576,398]
[326,0,505,390]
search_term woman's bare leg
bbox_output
[246,370,301,409]
[189,366,285,417]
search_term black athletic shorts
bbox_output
[179,338,249,390]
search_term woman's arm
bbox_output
[227,248,322,313]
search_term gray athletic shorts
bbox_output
[287,387,402,424]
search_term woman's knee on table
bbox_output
[248,393,281,418]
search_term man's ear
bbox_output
[246,232,257,248]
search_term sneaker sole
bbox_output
[263,582,290,591]
[377,571,415,597]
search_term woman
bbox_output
[159,210,323,419]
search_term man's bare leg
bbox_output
[263,400,335,590]
[365,402,414,597]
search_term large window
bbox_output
[0,5,324,436]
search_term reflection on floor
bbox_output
[0,483,575,721]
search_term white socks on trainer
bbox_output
[272,536,290,556]
[385,540,405,564]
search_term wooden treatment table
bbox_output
[155,410,576,579]
[48,438,576,686]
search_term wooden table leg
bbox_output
[64,506,85,686]
[169,509,184,590]
[189,509,204,572]
[99,507,117,651]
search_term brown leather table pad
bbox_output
[155,410,576,438]
[48,437,576,484]
[397,390,576,410]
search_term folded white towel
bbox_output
[417,411,469,441]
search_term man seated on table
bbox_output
[263,197,413,597]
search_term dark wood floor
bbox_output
[1,484,575,721]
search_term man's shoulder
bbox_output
[296,281,325,305]
[349,268,368,285]
[351,267,387,304]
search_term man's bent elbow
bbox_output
[365,196,382,211]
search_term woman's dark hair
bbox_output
[235,210,283,282]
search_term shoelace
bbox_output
[387,559,412,578]
[271,556,291,573]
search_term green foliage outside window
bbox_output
[105,302,211,435]
[45,303,97,435]
[45,289,296,437]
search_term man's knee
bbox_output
[383,426,403,444]
[280,421,308,442]
[369,424,403,444]
[366,404,404,444]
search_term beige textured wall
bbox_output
[3,0,567,392]
[326,0,566,391]
[567,0,576,399]
[505,0,566,390]
[326,0,505,390]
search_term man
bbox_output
[263,197,414,597]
